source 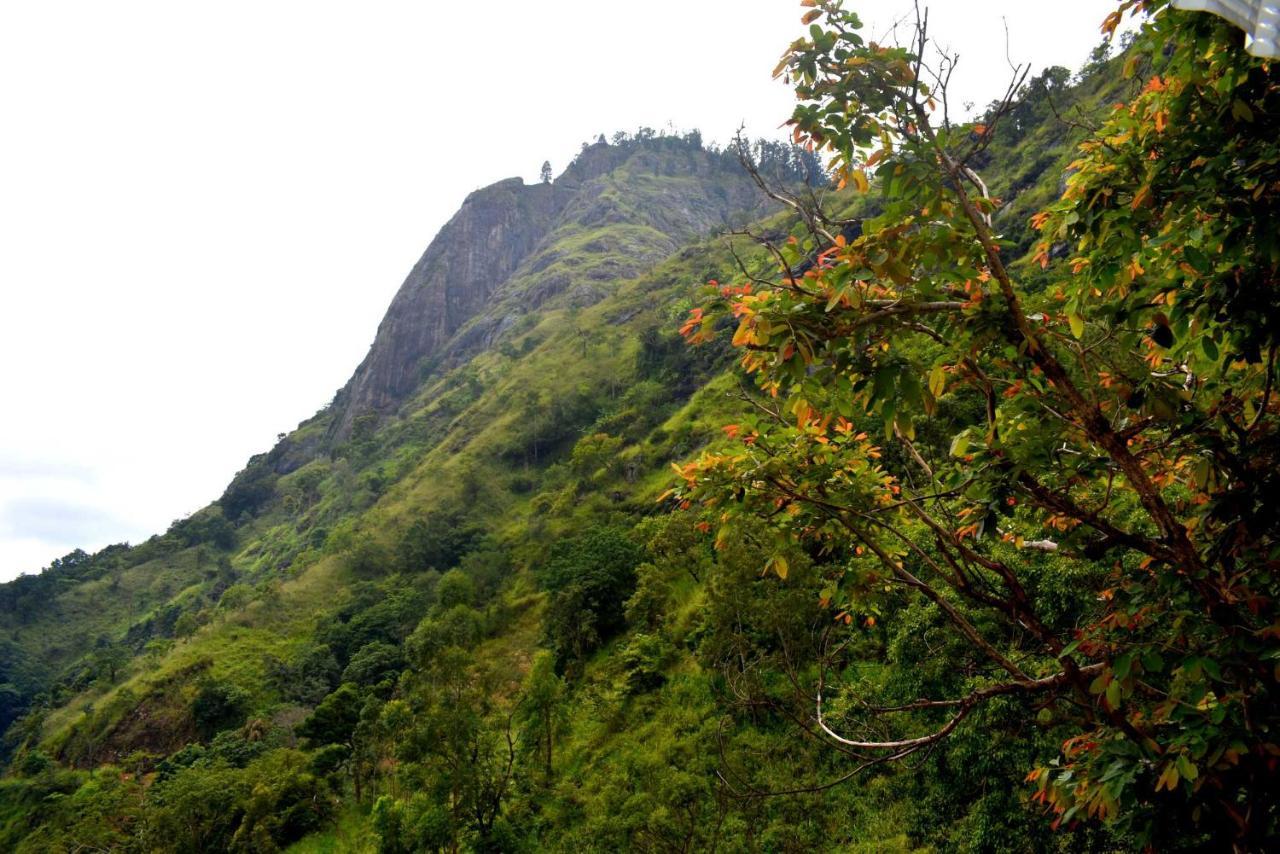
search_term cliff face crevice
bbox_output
[327,140,774,442]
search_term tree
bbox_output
[540,160,553,184]
[517,650,565,779]
[569,432,624,478]
[192,679,249,740]
[672,1,1279,846]
[397,647,517,849]
[296,682,383,800]
[398,512,481,574]
[345,532,393,578]
[538,527,643,669]
[91,641,129,685]
[297,683,362,752]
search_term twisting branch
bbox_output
[816,662,1101,752]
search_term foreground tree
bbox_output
[672,0,1278,846]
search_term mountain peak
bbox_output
[327,137,772,441]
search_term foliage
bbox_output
[142,749,333,852]
[398,512,482,574]
[516,650,565,779]
[192,678,249,740]
[538,526,644,668]
[672,0,1279,847]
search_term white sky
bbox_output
[0,0,1132,581]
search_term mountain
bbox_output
[327,139,775,441]
[0,59,1144,852]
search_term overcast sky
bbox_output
[0,0,1133,581]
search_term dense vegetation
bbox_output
[1,1,1276,851]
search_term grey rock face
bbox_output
[329,178,570,439]
[327,140,774,442]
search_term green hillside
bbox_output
[2,1,1278,850]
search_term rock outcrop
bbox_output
[327,139,773,442]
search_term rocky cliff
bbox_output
[327,177,572,439]
[327,139,772,440]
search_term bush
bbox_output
[406,605,484,666]
[345,533,393,578]
[436,568,476,609]
[192,679,249,741]
[142,749,331,852]
[618,633,672,694]
[397,512,482,573]
[341,641,404,688]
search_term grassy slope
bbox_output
[24,149,770,755]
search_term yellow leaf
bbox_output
[771,555,789,579]
[1155,762,1180,792]
[801,9,822,24]
[928,364,947,397]
[851,168,869,193]
[1069,313,1085,339]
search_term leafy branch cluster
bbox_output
[672,0,1279,846]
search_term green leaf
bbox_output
[1183,244,1211,273]
[1176,754,1198,781]
[1069,313,1085,339]
[1200,336,1219,362]
[1105,678,1122,709]
[900,371,923,411]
